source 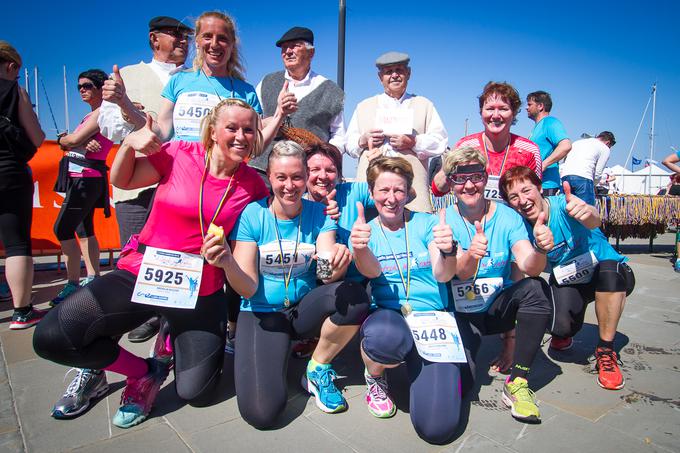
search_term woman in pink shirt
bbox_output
[51,69,112,305]
[34,99,269,428]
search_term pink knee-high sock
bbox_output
[104,348,148,378]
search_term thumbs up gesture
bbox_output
[350,202,372,250]
[103,64,127,105]
[468,220,488,260]
[277,80,298,116]
[563,180,592,223]
[123,113,161,155]
[321,188,341,220]
[433,209,455,254]
[533,211,554,253]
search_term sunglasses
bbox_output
[448,173,486,185]
[156,29,193,40]
[77,82,95,90]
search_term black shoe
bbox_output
[127,316,161,343]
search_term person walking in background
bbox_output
[527,91,571,196]
[662,150,680,272]
[0,41,45,329]
[560,131,616,206]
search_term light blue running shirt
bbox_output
[529,116,569,190]
[334,182,374,281]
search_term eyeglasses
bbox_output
[447,173,486,185]
[77,82,95,90]
[156,29,193,40]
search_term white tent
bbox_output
[614,164,671,194]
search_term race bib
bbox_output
[259,241,315,278]
[484,175,503,201]
[405,311,467,363]
[173,92,221,138]
[451,277,503,313]
[553,250,599,286]
[132,246,203,309]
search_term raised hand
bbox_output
[102,64,127,105]
[350,202,372,250]
[321,188,340,220]
[533,212,554,252]
[277,80,298,116]
[123,113,161,155]
[433,209,455,254]
[468,220,488,260]
[201,232,232,269]
[563,180,592,223]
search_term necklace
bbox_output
[458,200,489,300]
[378,212,412,316]
[270,201,303,307]
[198,150,237,240]
[482,134,510,177]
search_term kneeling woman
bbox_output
[350,157,459,444]
[442,147,553,424]
[222,141,369,429]
[499,167,635,390]
[34,99,269,428]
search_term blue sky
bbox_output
[5,0,679,176]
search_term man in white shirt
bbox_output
[346,52,448,213]
[249,26,346,177]
[560,131,616,205]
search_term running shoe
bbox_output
[674,259,680,273]
[50,282,80,307]
[364,369,396,418]
[112,358,170,429]
[0,282,12,302]
[80,276,96,287]
[593,347,625,390]
[303,363,347,413]
[291,338,319,359]
[9,307,45,330]
[549,336,574,351]
[150,326,173,368]
[224,331,235,355]
[51,368,109,419]
[502,376,541,423]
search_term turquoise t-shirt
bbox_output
[230,198,336,312]
[529,116,569,189]
[162,70,262,142]
[359,212,448,312]
[539,195,626,269]
[334,182,374,281]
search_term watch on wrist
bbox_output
[440,239,458,257]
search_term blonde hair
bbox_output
[366,156,414,192]
[199,98,263,158]
[0,41,22,67]
[442,146,488,175]
[192,11,245,80]
[268,140,306,171]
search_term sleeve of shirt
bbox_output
[413,103,448,159]
[328,109,346,154]
[147,141,178,178]
[161,74,178,103]
[345,108,363,158]
[97,101,134,142]
[247,89,263,115]
[230,203,258,242]
[255,80,263,108]
[594,147,611,183]
[547,118,569,146]
[526,142,543,179]
[319,204,338,233]
[506,208,530,247]
[425,214,436,244]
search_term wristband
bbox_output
[533,243,548,254]
[440,239,458,257]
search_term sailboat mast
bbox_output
[34,67,39,119]
[648,84,656,194]
[63,65,69,133]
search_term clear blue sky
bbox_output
[5,0,679,176]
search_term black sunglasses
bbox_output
[77,82,95,90]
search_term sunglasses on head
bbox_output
[447,173,486,185]
[77,82,95,90]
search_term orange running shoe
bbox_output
[594,347,625,390]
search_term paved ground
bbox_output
[1,234,679,452]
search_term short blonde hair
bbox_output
[442,146,488,175]
[0,41,22,67]
[366,156,414,192]
[268,140,306,171]
[193,11,245,80]
[199,98,263,158]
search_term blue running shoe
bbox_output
[112,358,169,429]
[674,259,680,273]
[303,363,347,413]
[50,282,80,307]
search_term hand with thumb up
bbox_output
[277,80,298,116]
[562,180,592,224]
[123,113,161,155]
[433,208,455,254]
[350,202,372,250]
[102,64,127,105]
[468,220,488,260]
[532,211,554,253]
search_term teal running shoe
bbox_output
[50,282,79,307]
[112,358,169,429]
[303,363,347,413]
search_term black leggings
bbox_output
[549,261,635,338]
[33,269,228,405]
[54,177,103,240]
[458,277,552,378]
[0,185,33,257]
[361,308,464,445]
[234,281,369,429]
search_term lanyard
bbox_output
[201,69,234,101]
[482,134,510,177]
[198,151,237,240]
[458,201,489,297]
[378,212,411,303]
[271,203,303,307]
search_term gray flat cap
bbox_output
[375,51,410,67]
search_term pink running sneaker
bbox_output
[112,358,170,428]
[364,370,396,418]
[150,326,173,369]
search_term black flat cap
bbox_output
[149,16,193,32]
[276,26,314,47]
